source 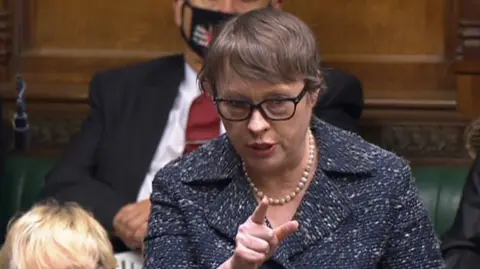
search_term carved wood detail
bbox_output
[0,10,11,63]
[361,109,471,165]
[456,20,480,61]
[27,117,83,149]
[455,0,480,62]
[0,7,12,81]
[1,107,471,165]
[365,124,468,159]
[454,0,480,117]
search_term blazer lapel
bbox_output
[198,134,355,268]
[272,170,353,266]
[184,119,376,268]
[272,119,375,266]
[203,148,258,240]
[201,158,355,268]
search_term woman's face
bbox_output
[217,80,318,172]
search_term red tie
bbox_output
[183,92,220,154]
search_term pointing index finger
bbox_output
[250,196,269,224]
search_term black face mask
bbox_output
[180,1,234,58]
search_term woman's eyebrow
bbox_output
[218,87,293,100]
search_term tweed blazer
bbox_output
[144,118,445,269]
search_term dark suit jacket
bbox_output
[441,156,480,268]
[0,97,3,242]
[0,96,4,168]
[38,54,363,250]
[0,95,5,199]
[317,67,363,133]
[0,96,6,189]
[144,118,444,269]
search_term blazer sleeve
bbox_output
[441,156,480,269]
[144,171,200,269]
[315,68,364,133]
[380,162,446,268]
[38,74,129,233]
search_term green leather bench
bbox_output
[0,154,471,244]
[0,155,57,243]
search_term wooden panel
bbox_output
[287,0,454,108]
[454,0,480,117]
[457,74,480,115]
[455,0,480,61]
[285,0,446,54]
[0,0,12,81]
[0,0,456,106]
[0,0,183,99]
[31,0,447,54]
[33,1,181,51]
[324,56,454,109]
[0,0,471,166]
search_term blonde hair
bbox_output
[0,201,117,269]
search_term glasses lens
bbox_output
[217,100,251,120]
[261,100,296,120]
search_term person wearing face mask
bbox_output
[37,0,364,253]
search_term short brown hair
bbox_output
[199,8,325,97]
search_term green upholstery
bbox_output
[0,154,471,245]
[0,155,56,242]
[413,167,469,236]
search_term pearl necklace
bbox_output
[243,129,315,206]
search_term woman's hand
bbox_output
[222,197,299,269]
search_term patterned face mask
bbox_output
[179,1,234,58]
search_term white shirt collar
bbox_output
[184,62,199,95]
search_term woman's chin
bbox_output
[243,152,284,173]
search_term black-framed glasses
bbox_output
[214,87,308,121]
[191,0,269,12]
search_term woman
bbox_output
[144,8,445,269]
[0,201,117,269]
